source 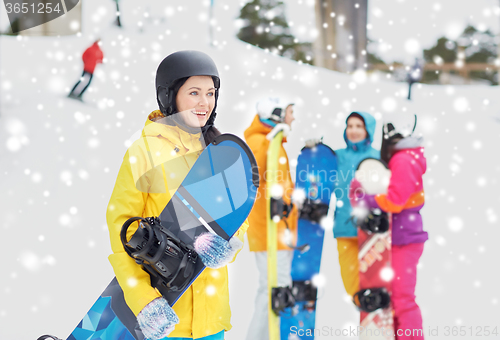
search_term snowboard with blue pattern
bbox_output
[280,141,337,339]
[39,134,258,340]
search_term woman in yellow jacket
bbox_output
[106,51,248,340]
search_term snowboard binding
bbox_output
[121,216,198,294]
[292,280,318,312]
[271,197,310,253]
[358,208,389,234]
[37,336,62,340]
[270,197,293,220]
[353,287,391,312]
[271,286,297,316]
[299,199,329,224]
[291,280,318,302]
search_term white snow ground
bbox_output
[1,1,499,339]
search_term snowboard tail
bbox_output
[65,278,141,340]
[39,134,258,340]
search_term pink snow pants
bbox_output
[392,242,425,340]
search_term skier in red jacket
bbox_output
[68,39,103,101]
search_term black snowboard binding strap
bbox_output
[358,208,389,234]
[37,336,62,340]
[271,286,297,316]
[299,199,329,224]
[121,216,198,293]
[270,197,293,220]
[271,197,310,253]
[292,280,318,302]
[353,287,391,313]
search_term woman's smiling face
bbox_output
[175,75,216,128]
[346,116,367,143]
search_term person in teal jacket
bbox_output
[333,111,379,297]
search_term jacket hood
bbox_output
[343,111,377,147]
[244,114,288,142]
[394,135,424,150]
[142,110,204,150]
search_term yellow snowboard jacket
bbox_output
[106,110,248,338]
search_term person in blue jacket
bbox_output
[333,111,379,297]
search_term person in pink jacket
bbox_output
[351,115,428,339]
[68,39,104,101]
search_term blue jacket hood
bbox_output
[343,111,377,146]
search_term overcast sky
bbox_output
[285,0,500,63]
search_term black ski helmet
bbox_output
[155,50,220,125]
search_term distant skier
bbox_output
[68,39,103,101]
[244,97,298,340]
[333,112,379,299]
[407,58,423,100]
[350,114,428,339]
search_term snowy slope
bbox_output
[1,1,499,339]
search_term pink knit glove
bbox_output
[349,178,365,207]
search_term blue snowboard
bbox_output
[280,142,337,340]
[40,134,258,340]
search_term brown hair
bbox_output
[380,129,403,164]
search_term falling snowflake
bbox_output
[486,209,498,223]
[291,188,306,205]
[447,217,464,232]
[74,111,87,124]
[404,38,421,55]
[127,277,138,288]
[380,267,395,282]
[59,214,71,227]
[42,255,56,266]
[453,97,469,113]
[270,184,284,199]
[435,235,447,246]
[477,177,487,187]
[311,273,326,288]
[60,171,73,186]
[352,69,367,83]
[381,97,397,112]
[319,216,333,231]
[206,285,217,296]
[88,138,100,148]
[31,172,43,183]
[78,170,89,180]
[19,252,41,272]
[5,118,29,152]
